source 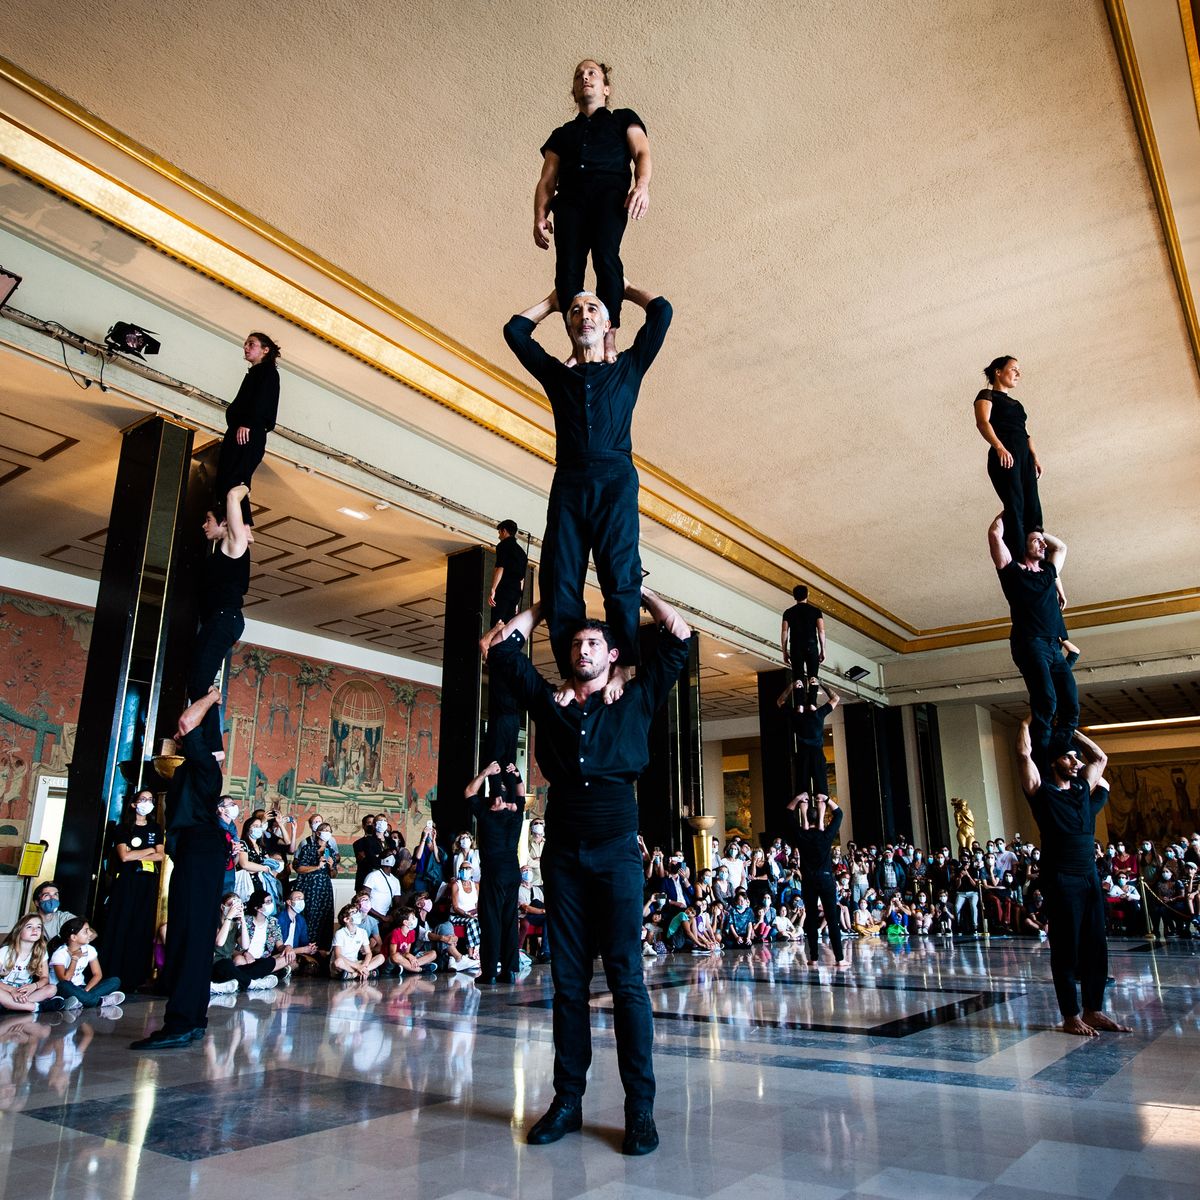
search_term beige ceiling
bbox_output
[2,0,1198,638]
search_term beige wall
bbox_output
[938,704,1026,844]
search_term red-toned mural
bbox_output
[0,588,441,866]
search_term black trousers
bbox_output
[541,455,642,675]
[790,639,821,703]
[801,873,843,962]
[1010,636,1079,758]
[214,427,266,526]
[988,445,1042,559]
[489,583,523,628]
[794,745,829,799]
[552,184,629,329]
[478,859,521,977]
[188,609,244,753]
[212,955,279,989]
[1043,870,1107,1018]
[543,831,653,1112]
[162,828,227,1033]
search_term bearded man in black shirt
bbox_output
[487,586,690,1157]
[1017,719,1130,1038]
[989,515,1078,760]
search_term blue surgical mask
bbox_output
[38,898,60,914]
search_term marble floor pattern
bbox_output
[0,935,1197,1199]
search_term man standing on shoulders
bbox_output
[781,586,825,707]
[1017,718,1130,1037]
[487,586,690,1156]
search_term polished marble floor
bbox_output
[1,935,1198,1199]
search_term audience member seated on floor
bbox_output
[664,906,705,954]
[1021,888,1049,938]
[50,918,125,1011]
[773,902,801,942]
[210,892,286,994]
[692,868,714,905]
[723,892,755,946]
[911,891,934,935]
[32,882,76,951]
[276,888,322,972]
[449,867,482,963]
[331,904,385,980]
[854,898,883,936]
[352,889,385,959]
[389,908,438,973]
[935,891,955,934]
[0,914,66,1014]
[885,895,910,938]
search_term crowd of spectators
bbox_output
[10,810,1199,1021]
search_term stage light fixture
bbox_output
[105,321,161,359]
[0,266,21,307]
[843,665,870,682]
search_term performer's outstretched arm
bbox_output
[1016,717,1042,797]
[641,587,691,642]
[988,513,1012,571]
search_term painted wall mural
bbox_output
[1105,759,1200,846]
[0,588,441,868]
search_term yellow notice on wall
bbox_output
[17,842,46,877]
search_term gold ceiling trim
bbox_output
[0,54,1190,655]
[1105,0,1200,377]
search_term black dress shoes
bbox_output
[474,975,497,987]
[129,1028,198,1050]
[527,1095,583,1145]
[622,1109,659,1156]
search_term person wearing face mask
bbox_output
[50,917,125,1011]
[292,815,339,951]
[519,867,547,959]
[101,789,165,994]
[453,831,482,884]
[330,904,384,981]
[216,796,243,896]
[363,852,404,926]
[934,891,956,936]
[712,866,733,905]
[449,862,483,966]
[467,761,527,985]
[1137,841,1162,887]
[353,814,390,891]
[955,854,982,936]
[210,892,287,993]
[276,888,320,971]
[238,812,281,904]
[32,882,77,950]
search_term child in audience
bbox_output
[0,914,66,1014]
[50,917,125,1011]
[330,905,385,981]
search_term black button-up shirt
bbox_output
[226,361,280,432]
[469,773,524,864]
[503,297,672,464]
[1028,777,1109,876]
[489,624,690,841]
[495,536,528,590]
[541,107,646,195]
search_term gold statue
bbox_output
[951,797,976,854]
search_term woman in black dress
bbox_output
[214,331,281,527]
[974,355,1043,559]
[102,789,165,993]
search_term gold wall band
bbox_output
[1105,0,1200,378]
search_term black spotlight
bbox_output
[843,665,870,682]
[105,321,161,359]
[0,266,21,307]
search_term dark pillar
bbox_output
[435,546,532,837]
[637,625,702,861]
[757,668,792,844]
[842,704,911,848]
[912,703,949,850]
[59,416,206,917]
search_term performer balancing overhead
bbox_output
[1017,719,1130,1037]
[777,678,840,804]
[780,585,825,706]
[177,485,250,756]
[534,59,652,363]
[504,282,670,698]
[487,587,691,1156]
[465,761,526,986]
[479,520,530,765]
[214,331,280,529]
[974,355,1043,560]
[989,515,1079,760]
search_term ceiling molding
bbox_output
[1,41,1193,655]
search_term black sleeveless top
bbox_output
[201,546,249,617]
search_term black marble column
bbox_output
[842,704,912,847]
[58,416,209,917]
[757,667,793,844]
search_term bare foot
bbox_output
[1083,1010,1131,1033]
[553,679,574,707]
[603,665,632,704]
[807,959,818,967]
[1062,1014,1098,1037]
[603,328,617,363]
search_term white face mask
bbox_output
[135,800,154,816]
[262,903,275,916]
[225,805,240,823]
[375,822,387,834]
[381,855,396,867]
[459,838,470,849]
[350,911,364,927]
[320,830,335,844]
[291,899,305,913]
[250,824,264,839]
